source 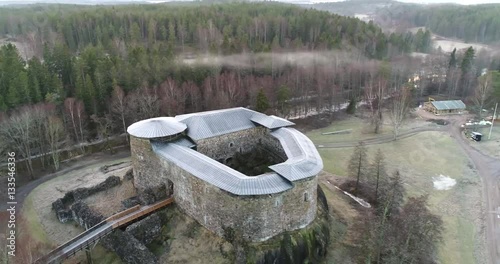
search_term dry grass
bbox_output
[318,172,361,264]
[308,120,486,264]
[471,125,500,159]
[85,171,137,217]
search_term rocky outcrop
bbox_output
[71,201,105,228]
[124,168,134,181]
[102,230,158,264]
[72,176,121,200]
[138,185,167,205]
[125,214,161,245]
[70,200,158,264]
[52,175,121,223]
[122,196,141,208]
[52,199,73,223]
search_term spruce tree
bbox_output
[370,149,387,202]
[347,142,368,193]
[256,88,270,113]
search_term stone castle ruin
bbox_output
[128,107,323,242]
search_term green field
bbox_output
[308,123,484,264]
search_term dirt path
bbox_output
[317,126,446,148]
[447,118,500,264]
[0,151,130,212]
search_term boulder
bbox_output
[71,201,104,228]
[102,230,158,264]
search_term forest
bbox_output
[0,2,496,177]
[379,4,500,44]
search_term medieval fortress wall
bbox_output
[128,108,322,242]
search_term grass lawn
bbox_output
[306,116,392,144]
[471,125,500,159]
[22,193,53,246]
[308,128,484,264]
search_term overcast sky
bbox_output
[397,0,500,4]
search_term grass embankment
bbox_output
[308,121,484,264]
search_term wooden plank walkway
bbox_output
[34,197,174,264]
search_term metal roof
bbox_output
[269,128,323,181]
[131,108,323,195]
[171,137,196,148]
[250,113,295,129]
[127,117,187,139]
[431,100,466,110]
[175,108,256,140]
[152,142,293,195]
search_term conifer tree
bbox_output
[370,149,387,202]
[348,142,368,193]
[256,88,270,113]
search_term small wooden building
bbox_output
[424,100,466,115]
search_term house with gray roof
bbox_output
[424,100,466,115]
[128,107,323,242]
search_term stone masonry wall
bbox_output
[130,136,167,193]
[157,157,317,242]
[196,127,267,163]
[131,129,317,242]
[260,132,287,160]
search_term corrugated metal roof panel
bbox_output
[269,128,323,181]
[171,137,196,148]
[431,100,466,110]
[152,142,293,195]
[127,117,187,139]
[175,108,256,140]
[250,113,295,129]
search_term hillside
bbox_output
[375,3,500,44]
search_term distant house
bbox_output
[424,100,466,115]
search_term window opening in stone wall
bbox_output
[304,192,309,202]
[229,142,234,147]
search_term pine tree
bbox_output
[0,94,7,112]
[448,48,457,69]
[255,88,270,113]
[348,142,368,193]
[28,73,42,103]
[370,148,387,202]
[84,74,97,115]
[277,85,290,116]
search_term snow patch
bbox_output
[333,185,371,208]
[432,175,456,190]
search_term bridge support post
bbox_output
[85,249,93,264]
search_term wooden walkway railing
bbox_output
[34,197,174,264]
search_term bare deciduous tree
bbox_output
[64,97,87,148]
[389,87,412,140]
[44,115,65,170]
[473,72,492,119]
[126,85,160,122]
[110,86,128,141]
[0,107,36,178]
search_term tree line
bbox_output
[379,4,500,44]
[1,2,427,59]
[0,3,426,176]
[1,40,418,177]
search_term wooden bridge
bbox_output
[34,197,174,264]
